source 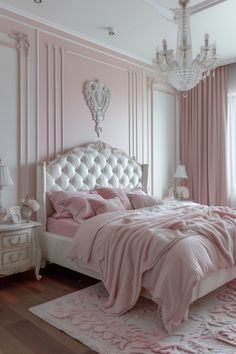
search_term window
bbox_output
[227,64,236,206]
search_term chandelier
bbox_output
[153,0,218,92]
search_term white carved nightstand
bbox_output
[0,221,41,280]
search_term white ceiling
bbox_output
[0,0,235,65]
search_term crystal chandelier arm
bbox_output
[201,57,218,71]
[156,60,179,72]
[193,52,217,78]
[155,39,179,69]
[198,35,218,70]
[165,58,179,70]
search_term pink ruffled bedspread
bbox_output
[66,203,236,333]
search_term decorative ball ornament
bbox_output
[0,206,21,224]
[176,186,190,199]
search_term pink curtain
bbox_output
[180,65,228,206]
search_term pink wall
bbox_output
[0,7,159,204]
[38,31,142,160]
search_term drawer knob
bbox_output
[9,253,21,262]
[10,237,21,245]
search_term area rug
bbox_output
[29,280,236,354]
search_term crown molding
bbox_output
[219,57,236,66]
[0,1,153,66]
[189,0,228,15]
[143,0,174,21]
[143,0,228,22]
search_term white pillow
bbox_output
[128,194,163,209]
[89,197,126,215]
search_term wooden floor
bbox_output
[0,265,99,354]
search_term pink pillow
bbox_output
[126,188,146,198]
[58,193,104,222]
[48,191,92,219]
[128,194,163,209]
[96,188,132,210]
[89,197,125,215]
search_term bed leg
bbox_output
[40,258,47,268]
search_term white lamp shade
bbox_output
[173,165,188,179]
[0,160,14,186]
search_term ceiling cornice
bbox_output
[144,0,229,22]
[219,57,236,66]
[143,0,175,21]
[189,0,228,15]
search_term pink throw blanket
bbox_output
[67,203,236,333]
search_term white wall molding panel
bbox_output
[146,76,178,197]
[0,29,32,206]
[9,30,30,199]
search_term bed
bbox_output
[37,141,148,279]
[36,141,236,333]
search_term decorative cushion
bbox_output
[48,191,93,219]
[89,197,125,215]
[96,188,132,210]
[58,193,103,222]
[126,188,146,198]
[128,194,163,209]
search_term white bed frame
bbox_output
[36,141,236,307]
[37,141,148,279]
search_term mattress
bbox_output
[47,217,80,238]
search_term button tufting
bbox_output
[46,143,142,192]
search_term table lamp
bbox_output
[173,165,188,180]
[0,159,14,211]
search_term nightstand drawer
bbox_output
[2,247,31,266]
[1,229,32,250]
[0,221,41,279]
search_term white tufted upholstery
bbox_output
[46,142,142,193]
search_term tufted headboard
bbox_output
[37,141,148,231]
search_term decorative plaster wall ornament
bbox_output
[9,31,30,56]
[84,80,111,138]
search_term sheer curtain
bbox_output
[227,63,236,206]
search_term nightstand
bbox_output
[0,221,41,280]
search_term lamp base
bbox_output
[175,186,190,200]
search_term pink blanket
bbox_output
[67,203,236,333]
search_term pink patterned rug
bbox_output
[30,280,236,354]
